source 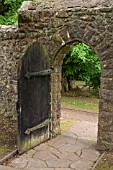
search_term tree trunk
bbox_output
[67,76,71,91]
[62,77,68,92]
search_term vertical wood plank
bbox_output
[17,42,51,153]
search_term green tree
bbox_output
[0,0,25,25]
[62,42,101,91]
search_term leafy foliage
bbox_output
[0,0,25,25]
[62,43,101,90]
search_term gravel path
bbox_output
[61,106,98,123]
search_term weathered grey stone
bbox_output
[0,165,54,170]
[45,158,72,168]
[69,121,98,138]
[99,99,113,113]
[102,69,113,78]
[27,158,47,168]
[55,168,72,170]
[52,152,80,161]
[100,89,113,101]
[33,150,57,160]
[1,114,100,170]
[58,143,78,153]
[47,135,76,148]
[101,78,113,90]
[34,143,54,152]
[11,157,28,169]
[0,165,18,170]
[70,159,94,170]
[20,149,36,158]
[0,0,113,151]
[26,169,54,170]
[81,148,100,162]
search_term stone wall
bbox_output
[0,0,113,150]
[0,25,36,118]
[0,25,18,118]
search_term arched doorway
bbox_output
[60,42,101,146]
[51,39,108,150]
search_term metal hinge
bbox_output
[24,119,51,135]
[25,69,52,79]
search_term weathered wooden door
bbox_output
[17,42,51,154]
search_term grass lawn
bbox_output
[94,152,113,170]
[61,95,99,112]
[61,87,99,113]
[75,81,85,86]
[61,88,99,132]
[60,118,80,131]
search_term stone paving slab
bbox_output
[0,165,18,170]
[0,120,101,170]
[65,121,98,138]
[0,166,54,170]
[70,159,94,170]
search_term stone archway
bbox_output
[51,40,101,146]
[1,0,112,152]
[17,0,113,150]
[50,29,113,151]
